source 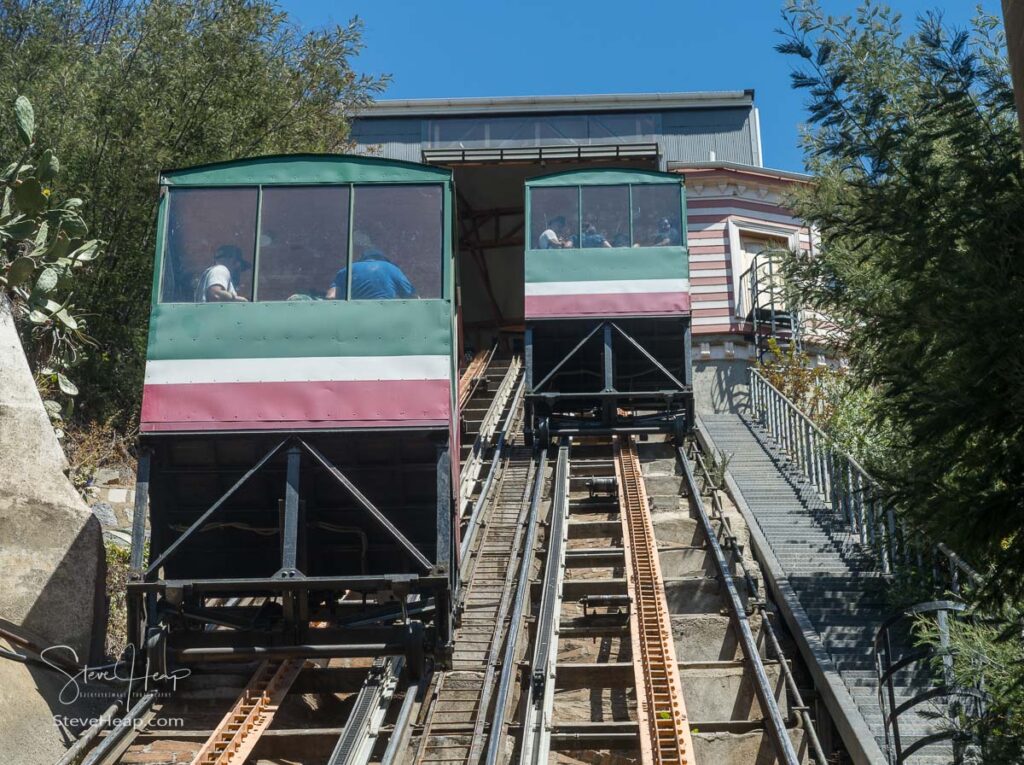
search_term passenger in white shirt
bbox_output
[538,216,573,250]
[195,245,250,303]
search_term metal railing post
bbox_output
[747,369,973,588]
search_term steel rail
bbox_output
[459,355,522,517]
[381,685,425,764]
[80,690,159,765]
[458,377,525,577]
[380,669,431,765]
[617,437,694,764]
[483,447,548,765]
[677,441,801,765]
[328,656,404,765]
[464,449,539,765]
[519,439,570,764]
[688,437,828,765]
[458,345,496,411]
[56,702,122,765]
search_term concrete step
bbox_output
[671,613,767,662]
[693,728,810,765]
[680,660,789,722]
[701,411,951,765]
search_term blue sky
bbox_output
[283,1,1003,172]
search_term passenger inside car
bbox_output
[326,234,417,300]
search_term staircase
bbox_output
[700,411,956,765]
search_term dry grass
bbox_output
[63,419,137,493]
[62,419,139,658]
[104,542,131,659]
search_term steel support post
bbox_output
[279,446,302,577]
[602,322,615,427]
[683,321,694,428]
[524,326,534,390]
[129,449,151,576]
[436,444,452,577]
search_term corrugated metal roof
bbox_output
[359,90,754,117]
[351,93,765,168]
[670,160,812,182]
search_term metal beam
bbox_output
[300,439,432,572]
[129,449,151,575]
[550,720,639,750]
[435,444,451,573]
[277,445,302,577]
[128,573,445,594]
[146,439,288,577]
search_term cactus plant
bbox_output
[0,96,102,435]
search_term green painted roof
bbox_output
[525,168,682,187]
[160,153,452,187]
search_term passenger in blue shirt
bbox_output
[326,247,416,300]
[580,222,611,248]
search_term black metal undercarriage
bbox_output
[525,316,694,442]
[126,428,454,676]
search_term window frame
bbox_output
[156,181,448,304]
[527,181,685,251]
[158,184,260,304]
[726,219,799,318]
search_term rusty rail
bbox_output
[458,347,494,412]
[190,658,305,765]
[615,436,695,764]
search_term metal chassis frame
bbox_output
[525,318,693,438]
[127,434,454,663]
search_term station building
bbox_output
[352,91,813,413]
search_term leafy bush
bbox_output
[916,607,1024,763]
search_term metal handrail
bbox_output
[749,368,980,595]
[686,438,828,765]
[749,368,898,568]
[458,378,525,579]
[749,368,903,574]
[874,600,980,765]
[742,249,802,360]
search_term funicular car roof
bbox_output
[524,167,682,187]
[159,153,452,187]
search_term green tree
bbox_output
[0,0,387,421]
[776,1,1024,606]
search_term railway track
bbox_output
[517,436,695,764]
[616,437,695,763]
[66,376,815,765]
[412,400,539,763]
